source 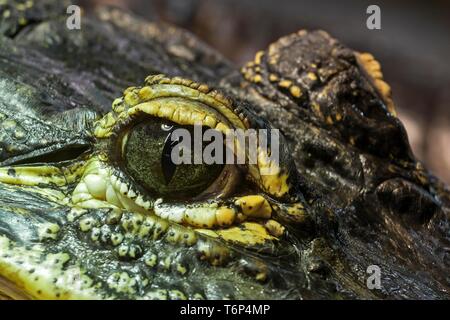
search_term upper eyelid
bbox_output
[93,75,248,139]
[112,97,231,136]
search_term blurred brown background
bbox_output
[79,0,450,184]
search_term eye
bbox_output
[120,117,230,200]
[93,75,287,205]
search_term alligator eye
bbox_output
[121,117,227,200]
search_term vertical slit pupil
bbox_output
[161,132,177,185]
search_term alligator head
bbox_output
[0,2,448,299]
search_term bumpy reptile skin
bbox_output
[0,1,448,299]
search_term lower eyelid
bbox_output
[71,158,289,251]
[155,197,273,229]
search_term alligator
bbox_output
[0,0,448,300]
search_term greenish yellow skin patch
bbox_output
[0,160,86,206]
[0,237,104,300]
[196,222,276,246]
[0,159,86,187]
